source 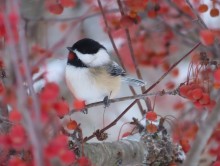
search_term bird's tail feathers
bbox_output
[121,76,147,87]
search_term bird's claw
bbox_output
[103,96,110,108]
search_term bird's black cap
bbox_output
[67,38,106,54]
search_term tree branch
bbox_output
[116,0,148,109]
[70,90,178,114]
[183,97,220,166]
[82,133,184,165]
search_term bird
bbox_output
[65,38,146,104]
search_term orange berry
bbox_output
[66,120,77,130]
[210,8,219,17]
[146,124,157,133]
[198,4,208,13]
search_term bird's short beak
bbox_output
[67,47,73,52]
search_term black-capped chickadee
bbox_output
[65,38,146,104]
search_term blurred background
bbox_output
[1,0,220,165]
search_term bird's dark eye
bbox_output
[68,52,76,60]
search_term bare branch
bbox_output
[70,90,178,114]
[183,97,220,166]
[82,133,184,165]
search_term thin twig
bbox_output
[70,90,177,114]
[116,0,147,106]
[83,42,201,142]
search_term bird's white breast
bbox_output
[65,65,120,103]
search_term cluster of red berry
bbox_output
[179,82,216,110]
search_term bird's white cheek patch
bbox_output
[90,49,110,67]
[74,50,95,64]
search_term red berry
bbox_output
[53,100,69,117]
[171,68,179,77]
[180,138,190,153]
[213,161,220,166]
[192,88,203,100]
[66,120,77,130]
[199,93,210,105]
[214,69,220,81]
[60,150,76,164]
[9,109,22,122]
[40,82,60,103]
[200,30,215,46]
[48,4,64,15]
[198,4,208,13]
[146,111,157,121]
[60,0,76,8]
[193,101,203,109]
[73,100,85,110]
[9,125,27,149]
[166,81,175,90]
[78,157,91,166]
[210,8,219,17]
[186,90,195,101]
[179,85,190,97]
[8,157,26,166]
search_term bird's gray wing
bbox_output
[105,61,126,76]
[105,62,147,87]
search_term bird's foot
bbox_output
[103,96,110,108]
